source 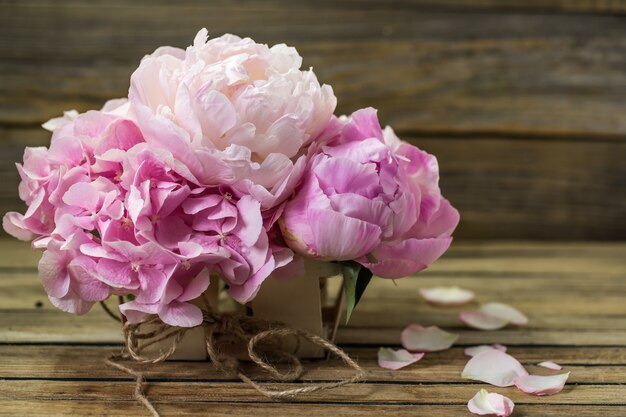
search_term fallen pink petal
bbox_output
[514,372,570,396]
[462,349,528,387]
[467,389,515,416]
[480,303,529,326]
[401,324,459,352]
[464,344,507,357]
[460,310,509,330]
[461,302,528,330]
[538,361,563,371]
[419,286,475,306]
[377,347,425,370]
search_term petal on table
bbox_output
[514,373,570,396]
[538,361,563,371]
[419,286,475,306]
[464,344,507,357]
[462,349,529,387]
[480,302,529,325]
[377,348,425,370]
[460,310,509,330]
[468,389,515,416]
[401,324,459,352]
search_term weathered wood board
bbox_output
[1,1,626,238]
[1,240,625,415]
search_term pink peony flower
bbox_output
[280,108,459,278]
[182,190,292,303]
[2,30,459,327]
[127,28,336,211]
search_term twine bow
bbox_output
[102,297,365,417]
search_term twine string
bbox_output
[103,303,365,416]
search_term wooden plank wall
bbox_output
[1,0,625,239]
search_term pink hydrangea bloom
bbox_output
[280,108,459,278]
[3,30,458,326]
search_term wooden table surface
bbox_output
[2,1,626,241]
[1,239,625,416]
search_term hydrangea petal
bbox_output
[419,286,475,306]
[159,300,204,327]
[468,389,515,416]
[377,348,425,370]
[514,372,570,396]
[401,324,459,352]
[462,349,528,387]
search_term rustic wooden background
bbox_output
[1,0,626,239]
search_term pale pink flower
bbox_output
[280,108,459,278]
[183,192,292,303]
[128,28,336,210]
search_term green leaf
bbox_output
[342,261,373,324]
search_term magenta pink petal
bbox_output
[401,324,459,352]
[377,348,425,370]
[514,372,570,396]
[468,389,515,416]
[310,208,382,261]
[538,361,563,371]
[462,349,529,387]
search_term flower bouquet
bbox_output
[3,29,459,365]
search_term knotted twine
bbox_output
[101,296,365,416]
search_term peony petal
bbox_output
[514,372,570,396]
[480,303,528,326]
[538,361,563,371]
[419,286,475,306]
[468,389,515,416]
[460,311,509,330]
[362,237,452,279]
[377,348,424,370]
[236,196,263,247]
[464,344,507,357]
[401,324,459,352]
[462,349,528,387]
[309,208,382,261]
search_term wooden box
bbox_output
[164,259,344,360]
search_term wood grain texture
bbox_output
[0,239,624,415]
[1,402,625,417]
[3,1,626,136]
[2,128,626,239]
[1,345,624,382]
[2,1,626,239]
